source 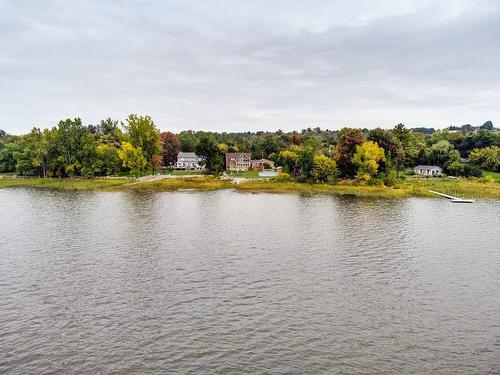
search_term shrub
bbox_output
[402,168,415,176]
[481,175,494,183]
[296,175,308,183]
[274,172,292,182]
[384,169,398,186]
[462,164,483,177]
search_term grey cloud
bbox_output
[0,0,499,133]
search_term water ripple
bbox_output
[0,189,499,374]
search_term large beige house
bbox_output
[225,153,252,170]
[225,153,276,171]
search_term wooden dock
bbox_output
[428,190,475,203]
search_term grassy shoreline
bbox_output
[0,176,498,198]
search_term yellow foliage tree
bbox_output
[118,141,147,177]
[353,141,385,183]
[312,154,338,183]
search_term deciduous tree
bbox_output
[96,143,120,176]
[335,128,365,177]
[160,131,181,167]
[353,141,385,183]
[468,146,499,172]
[118,141,147,177]
[195,135,225,174]
[123,114,161,172]
[312,155,338,183]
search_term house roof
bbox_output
[225,152,252,162]
[414,165,443,170]
[177,152,199,158]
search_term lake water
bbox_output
[0,188,499,374]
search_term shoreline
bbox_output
[1,176,499,198]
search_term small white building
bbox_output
[251,159,275,170]
[414,165,443,176]
[175,152,203,170]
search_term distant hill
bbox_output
[446,121,496,133]
[411,127,435,135]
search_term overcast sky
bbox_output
[1,0,499,134]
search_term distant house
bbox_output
[250,159,275,170]
[175,152,203,170]
[414,165,443,176]
[225,153,252,170]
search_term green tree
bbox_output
[52,118,90,176]
[0,140,21,173]
[297,146,315,179]
[393,123,410,145]
[96,143,121,175]
[368,128,404,171]
[404,131,426,166]
[468,146,500,172]
[429,140,455,167]
[178,130,200,152]
[80,132,99,178]
[32,129,50,177]
[260,134,278,157]
[446,160,464,176]
[277,148,299,175]
[123,114,161,172]
[312,154,338,183]
[12,138,34,176]
[195,135,225,174]
[353,141,385,183]
[18,128,51,177]
[97,118,122,142]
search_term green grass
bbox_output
[225,170,261,178]
[0,176,230,191]
[165,170,204,176]
[483,170,500,182]
[1,175,498,198]
[0,177,130,190]
[116,170,204,177]
[235,180,415,197]
[236,178,499,198]
[398,177,500,198]
[123,176,232,191]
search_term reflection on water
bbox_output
[0,188,499,374]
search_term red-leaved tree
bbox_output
[160,131,181,167]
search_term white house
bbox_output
[175,152,203,170]
[414,165,443,176]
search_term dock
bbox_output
[428,190,475,203]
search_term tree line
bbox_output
[0,116,498,184]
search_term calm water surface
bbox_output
[0,188,499,374]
